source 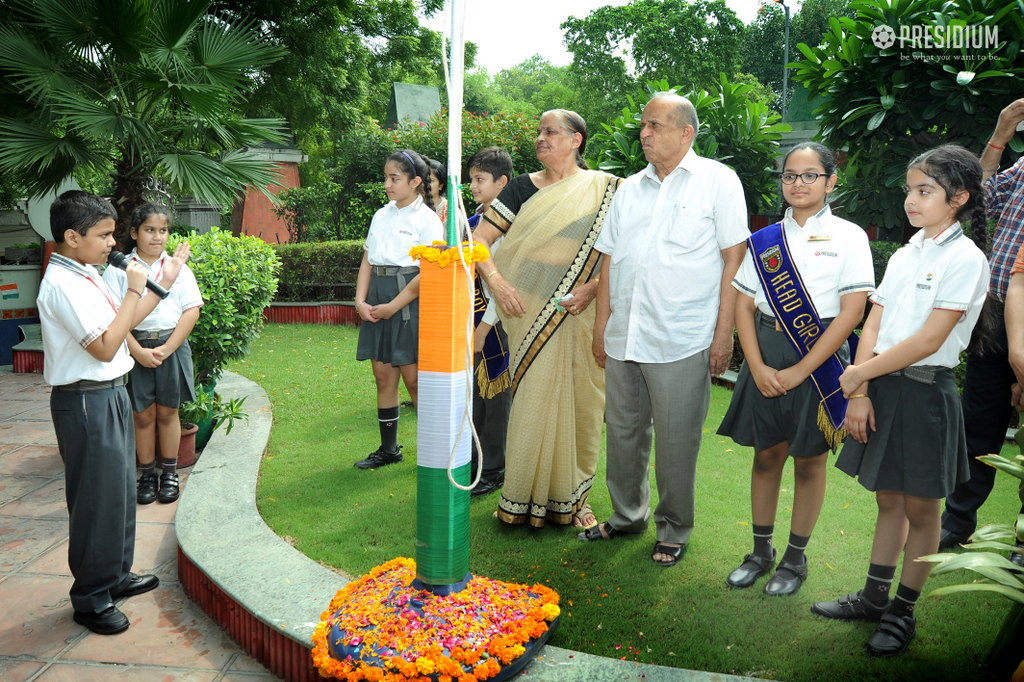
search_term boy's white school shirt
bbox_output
[870,222,990,368]
[364,195,444,267]
[102,250,203,332]
[37,253,134,386]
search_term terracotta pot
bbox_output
[176,423,200,468]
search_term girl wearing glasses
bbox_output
[718,142,875,596]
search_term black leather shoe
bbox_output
[1010,541,1024,570]
[812,590,889,620]
[726,550,776,589]
[137,473,158,505]
[111,573,159,600]
[157,472,180,503]
[938,527,970,550]
[354,447,404,469]
[866,612,916,657]
[73,605,130,635]
[764,554,808,596]
[471,477,502,497]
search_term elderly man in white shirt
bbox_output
[578,92,749,566]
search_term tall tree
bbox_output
[0,0,288,239]
[211,0,447,146]
[741,0,855,111]
[562,0,744,128]
[491,55,581,116]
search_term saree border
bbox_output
[508,178,619,399]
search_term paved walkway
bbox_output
[0,367,282,682]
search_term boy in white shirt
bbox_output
[37,191,190,635]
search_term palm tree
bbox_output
[0,0,288,241]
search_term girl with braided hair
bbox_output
[812,144,991,657]
[352,149,444,469]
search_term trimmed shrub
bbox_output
[869,240,901,288]
[169,228,280,384]
[273,241,364,302]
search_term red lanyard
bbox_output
[81,274,119,313]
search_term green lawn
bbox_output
[233,323,1021,682]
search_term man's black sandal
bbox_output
[652,542,684,567]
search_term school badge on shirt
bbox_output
[760,245,782,273]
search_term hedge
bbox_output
[273,241,364,303]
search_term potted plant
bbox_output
[922,451,1024,681]
[175,385,249,466]
[5,242,41,264]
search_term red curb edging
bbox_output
[178,546,319,681]
[262,302,361,326]
[13,349,44,373]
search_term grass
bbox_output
[233,323,1022,682]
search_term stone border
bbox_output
[176,371,757,682]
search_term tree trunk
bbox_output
[111,153,148,251]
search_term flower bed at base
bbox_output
[312,558,560,682]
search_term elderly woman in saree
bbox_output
[473,109,621,528]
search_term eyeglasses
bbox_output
[779,172,827,185]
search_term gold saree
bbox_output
[488,170,619,527]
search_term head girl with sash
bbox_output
[811,145,991,657]
[351,148,445,470]
[717,141,876,597]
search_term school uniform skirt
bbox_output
[356,267,420,367]
[127,331,196,412]
[718,313,849,458]
[835,366,969,499]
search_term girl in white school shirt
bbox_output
[352,149,444,470]
[718,142,875,596]
[812,145,990,658]
[103,204,203,505]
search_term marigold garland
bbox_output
[409,241,490,268]
[311,557,559,682]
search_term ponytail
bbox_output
[386,150,434,211]
[906,144,992,353]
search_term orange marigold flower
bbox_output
[415,657,435,675]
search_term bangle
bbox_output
[988,141,1006,151]
[485,270,499,280]
[356,301,365,308]
[849,393,869,399]
[126,287,142,298]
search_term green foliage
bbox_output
[741,0,856,109]
[790,0,1024,233]
[169,228,280,384]
[489,55,582,118]
[923,452,1024,606]
[0,0,288,239]
[868,239,901,287]
[594,76,791,214]
[179,384,249,436]
[273,241,365,302]
[215,0,451,148]
[562,0,744,127]
[282,110,539,241]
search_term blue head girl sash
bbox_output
[748,222,858,451]
[468,212,510,398]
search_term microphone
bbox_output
[107,250,170,299]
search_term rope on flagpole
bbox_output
[440,0,484,492]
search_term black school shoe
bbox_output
[111,573,160,600]
[726,550,776,588]
[354,446,404,469]
[471,476,503,497]
[1011,540,1024,570]
[866,612,916,657]
[764,554,808,596]
[137,473,158,505]
[73,605,130,635]
[157,472,179,503]
[811,590,890,620]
